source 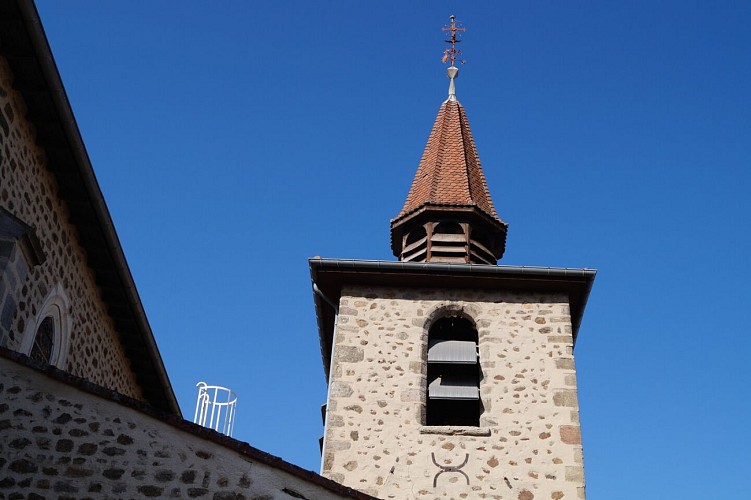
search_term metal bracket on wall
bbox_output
[431,452,470,487]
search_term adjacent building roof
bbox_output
[393,98,503,225]
[0,0,179,414]
[0,347,378,500]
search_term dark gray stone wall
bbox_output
[0,356,370,500]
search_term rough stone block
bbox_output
[400,388,422,402]
[77,442,98,455]
[328,414,344,427]
[330,382,353,398]
[103,468,125,480]
[560,426,581,445]
[137,485,163,497]
[553,391,579,408]
[565,466,584,483]
[548,335,572,344]
[555,358,575,370]
[335,345,364,363]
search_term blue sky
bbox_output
[35,1,751,498]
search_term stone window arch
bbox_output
[21,283,71,369]
[425,313,481,426]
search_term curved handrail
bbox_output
[193,381,238,437]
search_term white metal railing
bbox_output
[193,382,237,437]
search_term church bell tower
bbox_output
[311,17,595,500]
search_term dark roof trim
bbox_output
[1,0,179,414]
[311,258,596,280]
[310,258,596,380]
[0,347,378,500]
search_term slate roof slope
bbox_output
[393,98,503,225]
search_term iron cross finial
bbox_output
[441,15,466,66]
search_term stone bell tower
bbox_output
[311,16,595,500]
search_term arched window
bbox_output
[21,284,71,369]
[29,316,55,363]
[426,316,480,426]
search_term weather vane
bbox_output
[441,15,465,100]
[441,15,466,66]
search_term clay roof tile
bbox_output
[394,99,501,223]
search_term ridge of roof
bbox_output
[393,99,501,225]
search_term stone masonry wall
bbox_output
[0,56,141,398]
[322,286,585,500]
[0,354,373,500]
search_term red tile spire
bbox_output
[393,98,501,223]
[390,16,507,264]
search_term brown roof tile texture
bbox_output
[395,99,501,222]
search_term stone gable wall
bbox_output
[322,285,586,500]
[0,57,141,398]
[0,355,371,500]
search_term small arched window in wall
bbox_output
[21,284,71,369]
[426,316,480,426]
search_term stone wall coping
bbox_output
[0,346,379,500]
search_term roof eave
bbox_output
[390,203,507,257]
[310,258,596,380]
